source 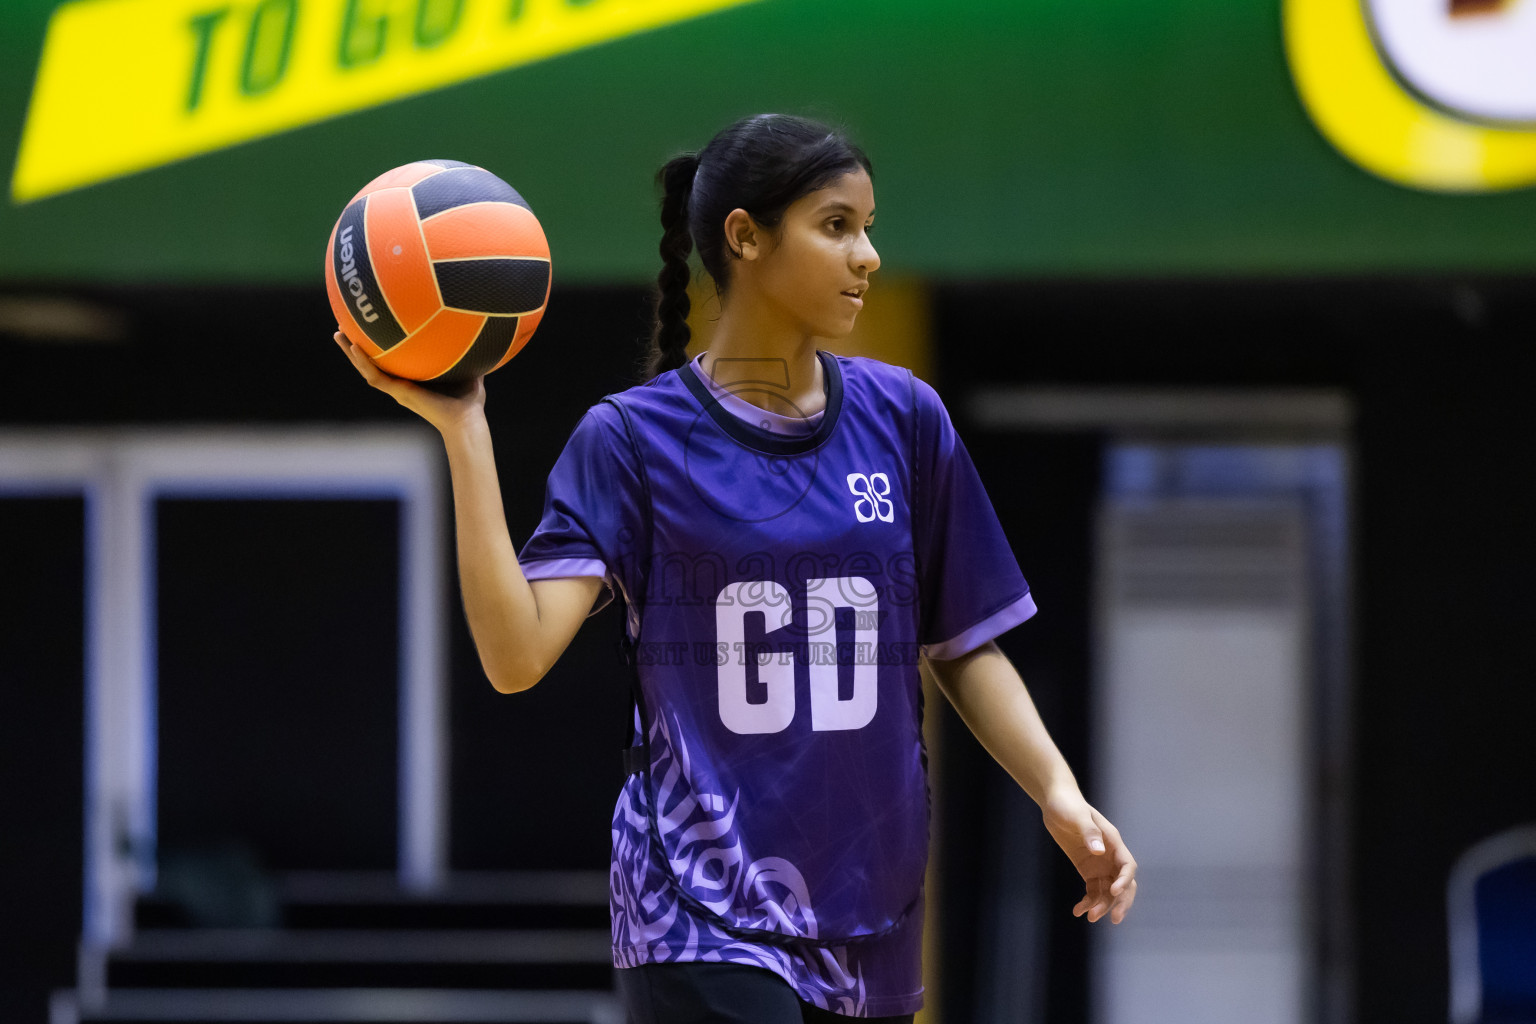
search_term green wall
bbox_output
[4,0,1536,283]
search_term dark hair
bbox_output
[640,114,873,381]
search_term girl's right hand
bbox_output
[334,329,486,433]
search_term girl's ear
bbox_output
[722,208,763,261]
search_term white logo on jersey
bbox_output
[846,472,895,523]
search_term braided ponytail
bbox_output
[642,153,699,381]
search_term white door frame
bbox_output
[0,427,448,948]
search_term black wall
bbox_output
[0,497,84,1017]
[155,497,401,872]
[3,279,1535,1021]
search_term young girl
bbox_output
[335,113,1136,1023]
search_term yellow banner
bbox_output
[12,0,757,203]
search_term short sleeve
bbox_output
[518,402,643,618]
[912,375,1037,659]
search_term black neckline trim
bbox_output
[679,350,843,456]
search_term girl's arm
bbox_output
[922,639,1138,924]
[337,333,603,693]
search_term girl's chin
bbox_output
[816,315,861,340]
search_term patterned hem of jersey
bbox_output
[611,944,925,1018]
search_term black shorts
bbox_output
[617,961,917,1023]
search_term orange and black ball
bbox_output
[325,159,550,385]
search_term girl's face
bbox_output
[749,168,880,340]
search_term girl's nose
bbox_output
[854,232,880,273]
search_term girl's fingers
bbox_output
[335,331,406,396]
[1074,878,1109,922]
[1073,867,1136,924]
[334,332,373,376]
[1108,875,1137,923]
[1110,883,1136,923]
[1073,881,1099,917]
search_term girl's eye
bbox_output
[827,218,845,232]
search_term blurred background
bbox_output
[2,0,1535,1022]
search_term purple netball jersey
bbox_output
[519,352,1035,1015]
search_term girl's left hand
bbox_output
[1042,785,1138,924]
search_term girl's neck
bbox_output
[701,299,825,418]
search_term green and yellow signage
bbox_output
[12,0,757,202]
[4,0,1536,282]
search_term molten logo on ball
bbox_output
[336,226,380,325]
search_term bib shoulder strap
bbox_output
[600,395,654,774]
